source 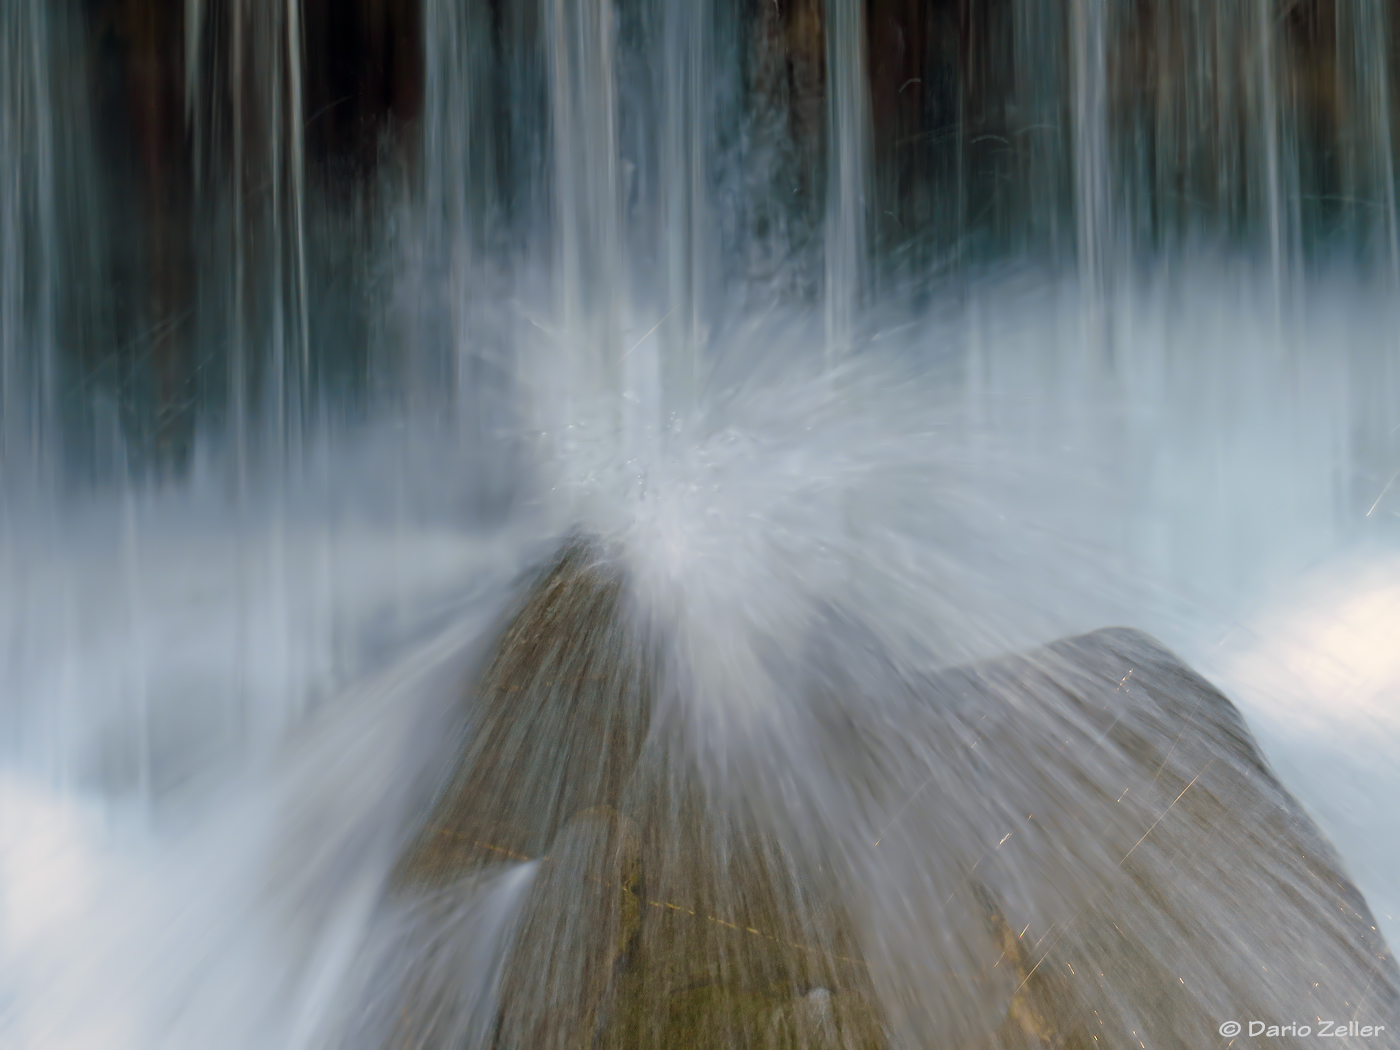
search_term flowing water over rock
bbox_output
[361,537,1399,1049]
[2,2,1400,1049]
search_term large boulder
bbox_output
[380,541,1398,1050]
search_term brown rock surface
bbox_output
[385,540,1399,1050]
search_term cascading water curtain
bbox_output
[185,0,312,484]
[658,0,715,429]
[420,0,500,427]
[1071,0,1110,346]
[823,0,871,363]
[1336,0,1400,283]
[0,0,56,490]
[547,0,626,446]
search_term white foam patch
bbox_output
[0,775,143,1050]
[1208,554,1400,947]
[0,481,535,1050]
[0,776,102,947]
[1219,558,1400,739]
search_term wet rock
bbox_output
[385,539,1398,1050]
[393,536,653,886]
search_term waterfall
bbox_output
[1,0,1396,473]
[0,0,56,488]
[185,0,312,481]
[547,0,626,447]
[659,0,713,427]
[822,0,870,363]
[1337,0,1400,282]
[1,4,1400,1049]
[1071,0,1110,349]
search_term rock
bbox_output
[384,539,1399,1050]
[887,628,1400,1050]
[393,536,653,887]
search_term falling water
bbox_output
[658,0,712,424]
[822,0,869,361]
[1338,0,1400,282]
[184,0,313,477]
[0,0,55,488]
[1070,0,1109,348]
[546,0,626,456]
[3,2,1400,1048]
